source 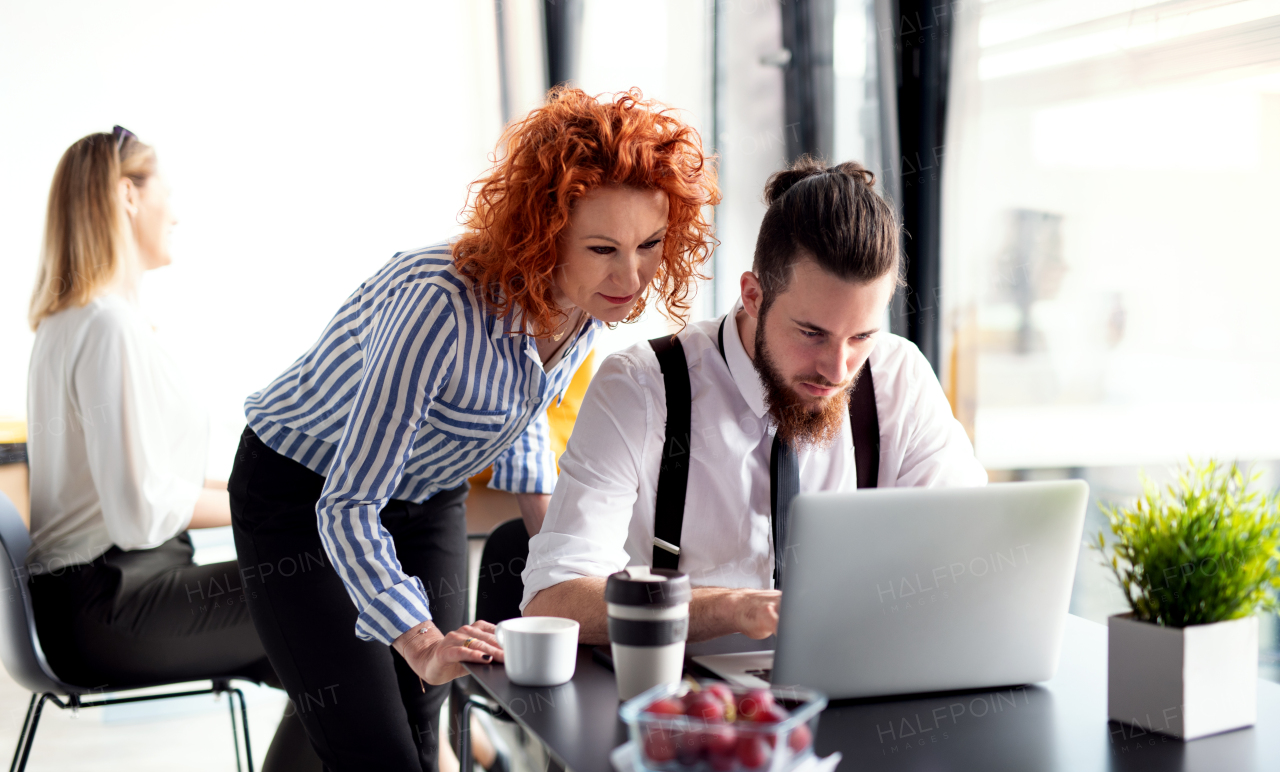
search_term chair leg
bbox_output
[8,694,36,772]
[13,694,51,772]
[222,686,255,772]
[233,688,254,772]
[5,682,257,772]
[228,691,243,772]
[460,696,473,772]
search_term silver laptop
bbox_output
[693,480,1089,699]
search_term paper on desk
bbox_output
[609,741,841,772]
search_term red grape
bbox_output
[736,689,775,721]
[703,724,737,755]
[643,727,676,763]
[749,705,789,749]
[685,694,726,722]
[709,748,737,772]
[736,735,770,769]
[674,730,705,765]
[788,723,813,753]
[645,697,685,716]
[705,683,735,707]
[754,704,789,724]
[747,688,775,705]
[705,723,739,770]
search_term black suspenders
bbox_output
[647,316,881,571]
[849,358,881,492]
[648,334,693,571]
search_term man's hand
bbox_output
[731,589,782,639]
[391,620,505,685]
[688,586,782,642]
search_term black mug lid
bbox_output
[605,567,691,607]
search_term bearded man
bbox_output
[521,159,987,643]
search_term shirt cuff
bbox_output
[519,531,623,611]
[488,466,558,495]
[353,575,434,645]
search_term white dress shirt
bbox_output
[26,293,207,573]
[521,300,987,608]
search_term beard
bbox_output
[753,315,856,450]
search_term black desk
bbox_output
[465,615,1280,771]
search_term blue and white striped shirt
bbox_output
[245,243,600,644]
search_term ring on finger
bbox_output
[463,637,475,649]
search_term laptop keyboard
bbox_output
[745,668,773,680]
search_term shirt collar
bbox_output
[490,299,524,341]
[509,307,600,372]
[721,298,769,418]
[489,299,594,345]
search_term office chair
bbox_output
[474,518,531,625]
[457,517,537,772]
[0,491,258,772]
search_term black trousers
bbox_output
[228,427,469,772]
[28,534,320,772]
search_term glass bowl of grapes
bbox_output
[619,679,827,772]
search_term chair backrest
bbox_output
[0,492,76,695]
[474,518,531,625]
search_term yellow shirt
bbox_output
[470,351,595,486]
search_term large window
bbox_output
[943,0,1280,677]
[944,0,1280,469]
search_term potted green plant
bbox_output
[1094,459,1280,739]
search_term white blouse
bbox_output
[26,293,207,573]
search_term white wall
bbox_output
[0,0,505,478]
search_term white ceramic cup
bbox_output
[495,616,580,687]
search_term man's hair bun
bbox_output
[762,157,877,205]
[752,155,900,301]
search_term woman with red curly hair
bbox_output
[227,88,718,770]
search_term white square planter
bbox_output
[1108,613,1258,740]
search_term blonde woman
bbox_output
[25,127,318,771]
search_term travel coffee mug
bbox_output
[495,616,580,687]
[606,566,692,701]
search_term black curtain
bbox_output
[780,0,836,162]
[543,0,584,90]
[781,0,952,373]
[891,0,953,373]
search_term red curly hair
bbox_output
[453,87,720,337]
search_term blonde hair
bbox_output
[28,131,157,330]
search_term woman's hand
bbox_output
[392,620,505,685]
